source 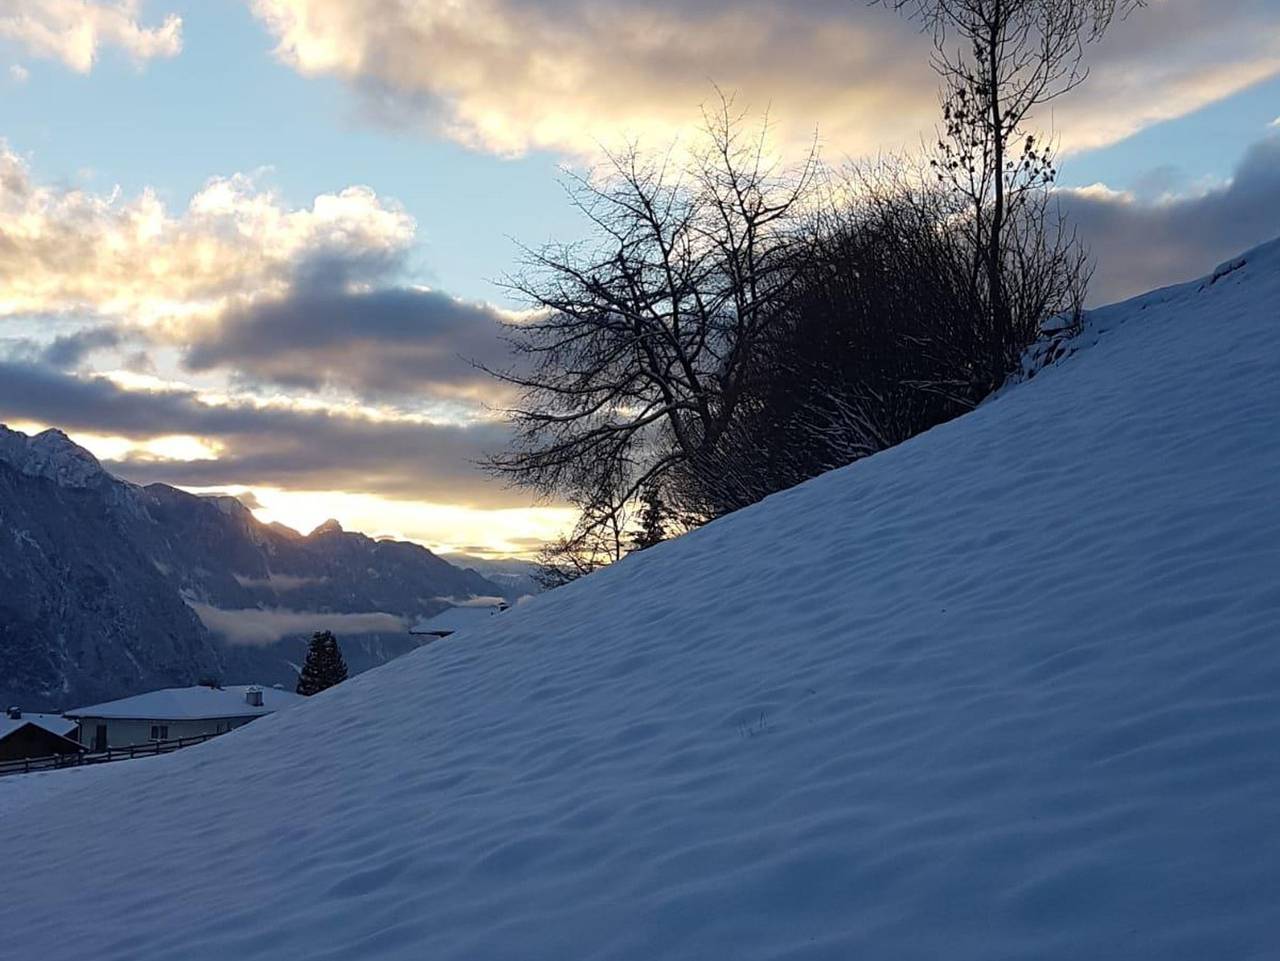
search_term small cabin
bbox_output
[0,708,85,762]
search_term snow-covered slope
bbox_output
[3,242,1279,960]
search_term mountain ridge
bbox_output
[0,424,515,710]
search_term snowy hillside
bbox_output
[3,241,1279,959]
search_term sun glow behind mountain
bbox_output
[187,485,574,559]
[5,421,220,464]
[4,419,570,558]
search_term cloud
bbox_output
[186,601,405,646]
[184,283,516,404]
[231,571,323,591]
[0,360,523,506]
[0,145,415,326]
[433,595,507,608]
[38,325,122,367]
[0,144,531,517]
[248,0,940,158]
[1063,135,1280,305]
[0,1,181,72]
[8,63,28,83]
[249,0,1280,160]
[0,143,517,409]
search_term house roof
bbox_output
[0,713,77,741]
[67,685,305,721]
[410,604,507,637]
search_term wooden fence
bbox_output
[0,731,224,778]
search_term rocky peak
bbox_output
[206,494,254,519]
[310,518,344,536]
[0,425,109,489]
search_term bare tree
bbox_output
[485,96,818,537]
[533,499,631,589]
[678,154,1094,510]
[684,163,982,508]
[875,0,1141,372]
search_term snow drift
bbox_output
[3,241,1279,959]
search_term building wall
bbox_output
[74,716,257,751]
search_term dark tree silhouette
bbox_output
[296,631,349,696]
[874,0,1141,375]
[533,499,631,589]
[629,488,670,552]
[491,15,1139,560]
[485,94,817,546]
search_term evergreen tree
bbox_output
[296,630,349,696]
[629,489,669,553]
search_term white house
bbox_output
[66,685,304,752]
[410,602,509,639]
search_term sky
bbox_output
[0,0,1278,556]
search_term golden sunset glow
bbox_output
[9,421,566,556]
[187,485,574,558]
[6,420,220,463]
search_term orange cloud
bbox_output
[250,0,1280,160]
[0,146,415,326]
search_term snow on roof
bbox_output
[3,238,1280,958]
[222,685,307,712]
[0,712,77,741]
[66,685,305,720]
[410,604,507,636]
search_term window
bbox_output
[150,724,169,741]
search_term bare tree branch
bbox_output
[484,94,818,541]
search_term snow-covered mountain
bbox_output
[445,553,543,598]
[3,239,1279,959]
[0,426,117,490]
[0,428,511,710]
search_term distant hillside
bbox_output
[0,426,510,710]
[444,554,542,598]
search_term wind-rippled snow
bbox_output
[2,242,1278,960]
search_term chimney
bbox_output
[245,687,264,708]
[6,706,20,720]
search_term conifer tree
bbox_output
[629,489,669,553]
[296,630,349,696]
